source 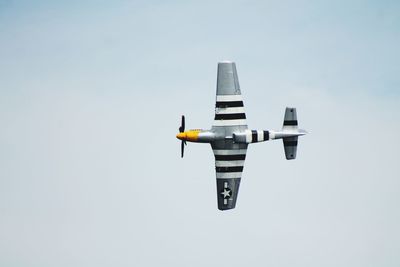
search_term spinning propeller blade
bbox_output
[179,115,186,158]
[181,141,186,158]
[179,115,185,133]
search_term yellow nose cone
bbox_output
[176,132,186,140]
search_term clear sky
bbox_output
[1,1,400,266]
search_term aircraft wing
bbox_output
[211,62,248,210]
[213,61,248,132]
[212,144,248,210]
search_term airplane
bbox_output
[176,61,307,210]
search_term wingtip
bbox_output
[218,205,236,211]
[219,60,234,64]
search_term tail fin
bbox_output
[282,107,299,160]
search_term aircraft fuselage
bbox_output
[176,128,306,144]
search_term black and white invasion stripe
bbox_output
[283,119,298,126]
[213,149,246,179]
[246,130,270,143]
[283,139,298,147]
[282,107,298,130]
[213,95,247,126]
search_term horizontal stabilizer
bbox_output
[283,107,298,130]
[281,107,304,160]
[283,136,298,160]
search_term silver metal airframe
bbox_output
[176,62,307,210]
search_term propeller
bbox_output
[179,115,185,133]
[179,115,187,158]
[181,139,187,158]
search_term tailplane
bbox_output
[282,107,306,160]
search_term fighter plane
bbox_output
[176,62,307,210]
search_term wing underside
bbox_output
[212,141,247,210]
[213,62,247,130]
[211,62,248,210]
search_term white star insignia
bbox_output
[220,188,231,199]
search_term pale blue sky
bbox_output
[1,1,400,267]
